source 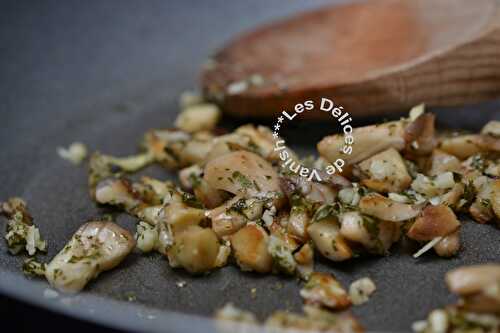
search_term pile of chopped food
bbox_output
[1,95,499,331]
[413,264,500,333]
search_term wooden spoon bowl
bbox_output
[201,0,500,119]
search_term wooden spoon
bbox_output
[201,0,500,119]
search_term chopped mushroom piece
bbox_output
[169,225,220,274]
[407,205,460,242]
[94,178,144,213]
[318,120,405,165]
[358,148,412,193]
[142,129,212,169]
[45,221,135,293]
[88,151,154,194]
[427,149,461,176]
[203,151,283,203]
[300,272,351,309]
[433,230,460,257]
[307,219,352,262]
[175,103,220,133]
[359,193,422,222]
[207,195,248,238]
[230,224,273,273]
[446,264,500,315]
[415,265,500,332]
[161,202,206,234]
[481,120,500,137]
[57,142,88,165]
[349,277,376,306]
[287,206,310,241]
[439,135,483,159]
[438,183,465,208]
[339,211,399,254]
[446,264,500,296]
[414,306,500,333]
[235,124,276,160]
[403,112,437,155]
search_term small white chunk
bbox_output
[57,142,88,165]
[349,277,376,305]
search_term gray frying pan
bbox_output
[0,1,499,332]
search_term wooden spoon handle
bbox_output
[201,0,500,119]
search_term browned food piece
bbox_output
[428,149,461,176]
[265,305,363,333]
[446,264,500,314]
[404,113,437,155]
[339,211,400,254]
[358,148,412,193]
[300,272,351,310]
[407,205,460,241]
[45,221,135,293]
[446,264,500,296]
[202,0,500,119]
[207,195,248,238]
[439,135,484,159]
[433,230,460,257]
[230,224,273,273]
[170,225,220,274]
[307,219,353,262]
[359,193,421,222]
[203,151,282,201]
[318,121,405,166]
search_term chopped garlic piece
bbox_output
[26,224,46,256]
[262,206,276,227]
[388,192,410,203]
[412,320,428,332]
[349,277,376,305]
[57,142,88,165]
[135,221,159,253]
[338,187,361,206]
[428,309,449,333]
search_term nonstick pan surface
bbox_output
[0,1,499,332]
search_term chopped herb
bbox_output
[229,198,247,214]
[480,198,491,209]
[181,192,204,208]
[312,204,338,222]
[232,171,252,188]
[188,173,202,188]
